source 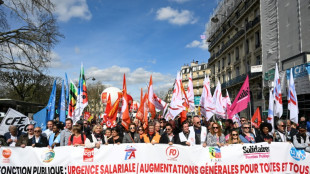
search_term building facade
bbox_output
[206,0,262,118]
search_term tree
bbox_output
[0,0,63,73]
[0,70,61,104]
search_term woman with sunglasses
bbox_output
[206,122,225,147]
[239,123,256,143]
[123,123,140,143]
[227,130,242,144]
[137,126,145,142]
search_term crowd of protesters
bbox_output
[0,114,309,153]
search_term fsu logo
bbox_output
[41,149,55,163]
[83,148,94,162]
[166,146,179,161]
[125,146,136,160]
[209,147,221,162]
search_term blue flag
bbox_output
[33,107,48,131]
[47,80,57,121]
[59,80,66,123]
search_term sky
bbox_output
[49,0,219,100]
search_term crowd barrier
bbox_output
[0,142,309,174]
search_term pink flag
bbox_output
[228,75,250,118]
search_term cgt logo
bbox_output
[83,148,94,162]
[166,146,179,161]
[125,146,136,160]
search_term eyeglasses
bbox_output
[243,127,250,129]
[166,128,171,131]
[280,125,286,127]
[138,129,143,131]
[28,128,34,131]
[196,122,201,124]
[34,130,41,133]
[213,127,219,129]
[232,134,238,136]
[130,127,135,130]
[241,120,246,122]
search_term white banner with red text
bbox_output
[0,142,309,174]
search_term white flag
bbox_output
[267,89,274,130]
[273,63,283,117]
[288,68,298,124]
[186,72,195,111]
[200,75,214,121]
[165,72,184,120]
[222,89,232,119]
[213,80,225,117]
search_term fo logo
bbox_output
[41,149,55,163]
[166,146,179,161]
[2,149,11,158]
[290,147,306,161]
[125,146,136,160]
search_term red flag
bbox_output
[84,112,91,121]
[228,76,250,118]
[121,74,131,130]
[180,80,189,124]
[148,76,156,119]
[106,98,120,128]
[136,93,146,121]
[143,93,149,130]
[101,94,112,125]
[251,107,262,128]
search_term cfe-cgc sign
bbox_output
[0,108,30,135]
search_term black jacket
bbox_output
[159,132,177,144]
[31,135,48,147]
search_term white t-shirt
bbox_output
[9,135,17,147]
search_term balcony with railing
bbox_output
[221,71,262,89]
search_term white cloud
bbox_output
[156,7,197,25]
[48,52,66,69]
[169,0,191,3]
[186,40,209,50]
[86,66,174,100]
[53,0,92,22]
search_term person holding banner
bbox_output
[293,124,310,152]
[239,123,256,143]
[159,123,176,145]
[60,118,73,146]
[141,123,161,145]
[176,121,200,146]
[31,127,49,148]
[227,130,242,144]
[189,116,208,145]
[68,125,86,146]
[274,119,288,142]
[104,128,112,144]
[107,127,122,145]
[206,122,225,147]
[255,122,273,143]
[49,124,61,148]
[85,124,106,148]
[123,123,140,143]
[16,124,35,148]
[4,125,19,147]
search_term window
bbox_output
[196,81,199,86]
[235,47,239,60]
[236,66,240,76]
[222,58,225,69]
[228,53,231,65]
[222,75,225,83]
[245,39,249,54]
[255,31,260,48]
[198,66,201,71]
[228,72,232,81]
[193,66,197,71]
[256,55,261,65]
[218,61,221,72]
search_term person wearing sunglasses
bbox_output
[137,126,145,142]
[206,122,225,147]
[189,116,207,145]
[176,121,200,146]
[293,124,310,152]
[274,119,288,142]
[31,127,49,147]
[255,122,273,143]
[123,123,140,143]
[159,123,176,145]
[239,123,256,143]
[227,130,242,144]
[16,124,35,148]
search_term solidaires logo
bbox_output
[41,149,55,163]
[290,147,306,161]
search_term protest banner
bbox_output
[0,143,309,174]
[0,108,30,135]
